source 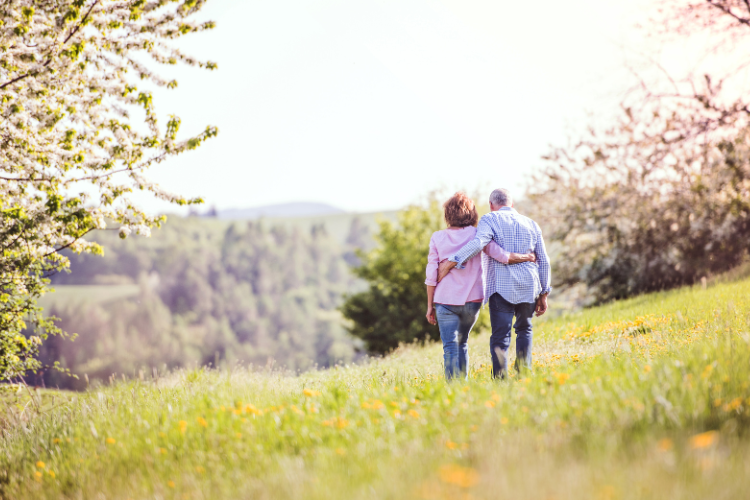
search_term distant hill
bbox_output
[217,202,345,219]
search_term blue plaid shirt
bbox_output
[449,207,551,305]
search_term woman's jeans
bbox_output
[435,302,481,380]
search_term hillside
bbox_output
[33,210,399,389]
[2,275,749,499]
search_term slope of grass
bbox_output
[2,277,749,499]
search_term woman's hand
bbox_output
[437,260,456,282]
[426,306,437,325]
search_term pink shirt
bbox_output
[425,227,510,306]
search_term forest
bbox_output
[33,216,374,389]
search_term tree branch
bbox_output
[707,0,750,26]
[42,230,94,258]
[0,73,31,90]
[73,152,168,181]
[61,0,102,46]
[0,175,39,182]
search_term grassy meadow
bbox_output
[2,275,750,499]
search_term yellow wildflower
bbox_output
[36,461,45,469]
[438,464,479,488]
[106,438,116,444]
[195,466,205,474]
[407,409,419,418]
[197,417,208,427]
[690,430,719,449]
[178,420,187,434]
[727,397,743,411]
[501,417,509,425]
[335,448,346,456]
[599,485,617,500]
[167,481,175,488]
[48,470,55,478]
[303,389,321,397]
[485,401,495,408]
[244,404,262,415]
[445,440,457,450]
[657,438,673,451]
[34,471,42,481]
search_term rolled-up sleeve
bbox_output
[425,236,439,286]
[534,223,552,295]
[483,240,510,264]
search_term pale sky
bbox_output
[139,0,656,214]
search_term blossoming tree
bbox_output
[528,0,750,304]
[0,0,218,380]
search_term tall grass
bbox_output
[1,278,749,499]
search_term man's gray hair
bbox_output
[489,188,512,207]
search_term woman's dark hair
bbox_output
[444,192,478,228]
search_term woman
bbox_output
[425,192,535,380]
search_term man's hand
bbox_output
[437,260,457,282]
[535,294,548,316]
[426,306,437,325]
[508,252,536,264]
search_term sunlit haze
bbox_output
[141,0,655,214]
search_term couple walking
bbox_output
[425,189,551,380]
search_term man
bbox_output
[437,188,551,378]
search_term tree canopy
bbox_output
[1,0,217,380]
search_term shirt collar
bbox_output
[492,206,516,213]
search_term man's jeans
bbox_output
[435,302,481,380]
[488,293,534,378]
